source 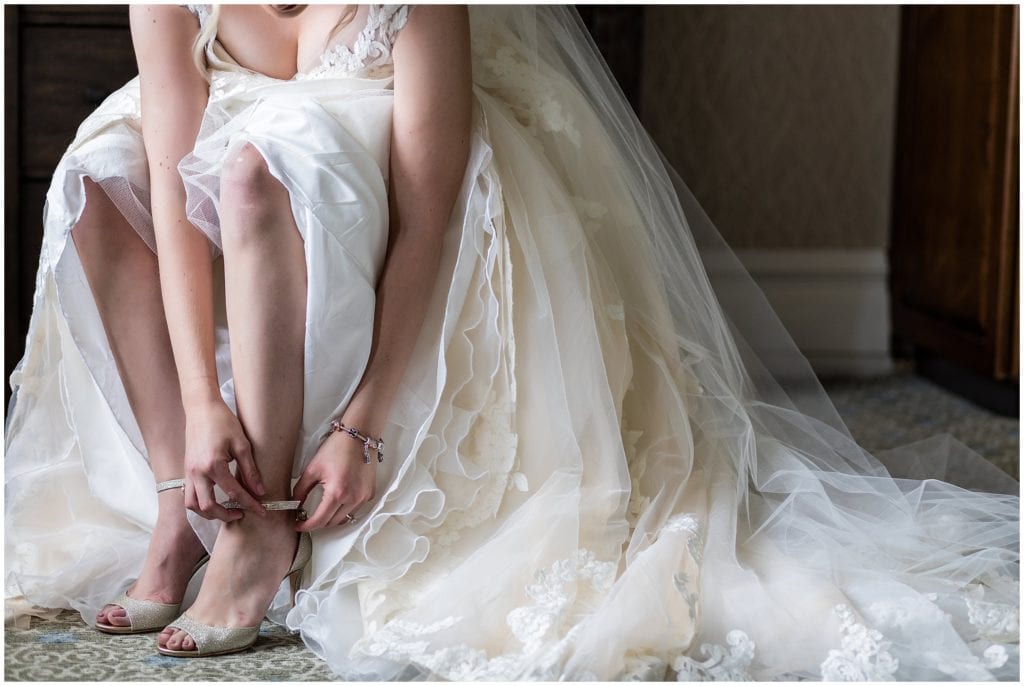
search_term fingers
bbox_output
[212,462,265,515]
[190,475,243,522]
[296,486,372,532]
[295,486,343,532]
[183,478,199,514]
[292,466,319,506]
[293,442,378,531]
[232,437,265,497]
[326,504,361,528]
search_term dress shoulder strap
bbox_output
[367,5,412,48]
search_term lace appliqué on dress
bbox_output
[350,549,617,680]
[472,30,582,147]
[508,549,616,654]
[966,593,1020,642]
[819,604,899,681]
[192,4,411,89]
[352,513,710,680]
[671,630,757,681]
[298,5,411,81]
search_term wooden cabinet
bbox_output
[890,5,1019,413]
[4,5,136,404]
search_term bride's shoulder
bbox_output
[129,5,204,36]
[387,5,468,45]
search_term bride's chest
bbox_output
[191,4,410,83]
[215,4,367,81]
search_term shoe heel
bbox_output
[288,568,302,607]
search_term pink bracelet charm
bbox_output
[325,419,385,464]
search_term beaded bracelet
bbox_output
[325,419,385,464]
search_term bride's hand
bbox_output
[293,431,377,532]
[183,399,266,521]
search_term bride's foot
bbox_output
[96,503,207,628]
[157,509,301,653]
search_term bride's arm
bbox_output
[345,7,473,428]
[295,6,472,531]
[130,6,264,517]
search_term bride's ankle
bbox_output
[154,505,198,531]
[221,509,300,542]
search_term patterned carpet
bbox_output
[4,373,1018,681]
[825,372,1019,480]
[3,617,333,681]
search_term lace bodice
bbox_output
[186,4,411,81]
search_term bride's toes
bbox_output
[163,628,196,652]
[164,628,182,651]
[99,605,130,627]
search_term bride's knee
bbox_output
[219,142,289,240]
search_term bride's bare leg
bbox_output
[71,179,206,627]
[160,144,307,651]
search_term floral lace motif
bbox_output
[472,29,582,147]
[671,630,757,681]
[508,550,616,654]
[966,594,1020,642]
[923,646,1009,681]
[819,604,899,681]
[298,5,411,81]
[189,4,410,88]
[352,537,1016,682]
[350,548,618,680]
[981,644,1010,670]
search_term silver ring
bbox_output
[345,514,358,524]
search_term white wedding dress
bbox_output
[5,4,1019,681]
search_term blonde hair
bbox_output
[191,5,359,82]
[191,5,221,82]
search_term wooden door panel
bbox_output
[891,5,1018,382]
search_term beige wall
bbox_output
[641,6,900,249]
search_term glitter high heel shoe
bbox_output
[96,479,210,635]
[156,502,312,658]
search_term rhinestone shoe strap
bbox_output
[157,481,302,515]
[109,592,180,631]
[166,612,261,655]
[222,499,307,521]
[156,478,185,493]
[222,500,302,511]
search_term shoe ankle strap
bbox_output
[156,480,304,518]
[222,500,302,511]
[156,478,185,493]
[223,499,307,520]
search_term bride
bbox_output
[5,3,1019,680]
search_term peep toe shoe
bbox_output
[157,502,312,658]
[96,479,210,635]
